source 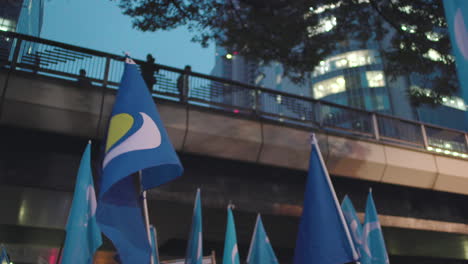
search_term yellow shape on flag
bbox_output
[106,113,134,152]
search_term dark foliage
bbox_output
[113,0,458,105]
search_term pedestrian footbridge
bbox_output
[1,32,468,263]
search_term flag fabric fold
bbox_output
[361,191,389,264]
[62,142,102,264]
[246,214,279,264]
[341,195,364,260]
[223,207,240,264]
[186,189,203,264]
[293,134,358,264]
[443,1,468,105]
[97,57,184,264]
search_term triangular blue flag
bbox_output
[97,57,183,264]
[62,142,102,264]
[361,190,389,264]
[246,214,279,264]
[293,134,358,264]
[150,226,160,264]
[186,189,203,264]
[341,195,364,261]
[223,207,240,264]
[443,0,468,114]
[0,246,10,264]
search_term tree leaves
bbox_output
[114,0,458,105]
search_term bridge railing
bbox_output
[1,31,468,158]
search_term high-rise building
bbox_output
[1,0,45,64]
[210,5,468,131]
[0,0,45,36]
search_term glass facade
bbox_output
[312,49,381,77]
[0,0,44,36]
[311,49,391,113]
[16,0,45,37]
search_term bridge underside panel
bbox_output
[2,70,468,195]
[0,198,467,263]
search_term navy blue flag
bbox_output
[293,134,358,264]
[97,57,183,264]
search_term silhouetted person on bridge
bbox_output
[177,65,191,102]
[77,69,92,89]
[140,54,159,94]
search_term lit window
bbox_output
[0,18,17,32]
[411,85,467,111]
[276,74,282,84]
[366,71,385,87]
[312,75,346,99]
[308,16,337,36]
[401,24,417,33]
[423,49,442,62]
[426,32,441,42]
[312,49,380,77]
[276,95,282,104]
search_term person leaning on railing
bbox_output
[177,65,191,102]
[77,69,92,89]
[140,54,159,94]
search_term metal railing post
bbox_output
[95,56,111,138]
[254,89,261,117]
[372,113,380,140]
[464,133,468,154]
[421,124,429,149]
[315,101,322,127]
[0,37,22,120]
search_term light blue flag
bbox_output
[443,0,468,127]
[96,57,184,264]
[361,190,389,264]
[0,246,10,264]
[150,226,160,264]
[246,214,279,264]
[186,189,203,264]
[341,195,364,260]
[223,207,240,264]
[62,142,102,264]
[293,135,357,264]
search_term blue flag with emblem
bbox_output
[361,190,389,264]
[443,0,468,127]
[186,189,203,264]
[341,195,364,262]
[96,57,184,264]
[0,245,10,264]
[246,214,279,264]
[62,142,102,264]
[150,226,160,264]
[293,134,358,264]
[223,207,240,264]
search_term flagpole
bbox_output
[246,214,260,263]
[139,170,155,264]
[310,133,359,260]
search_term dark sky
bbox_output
[41,0,215,74]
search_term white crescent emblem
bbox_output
[103,112,161,168]
[362,221,381,257]
[231,245,238,264]
[86,185,97,217]
[197,232,202,261]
